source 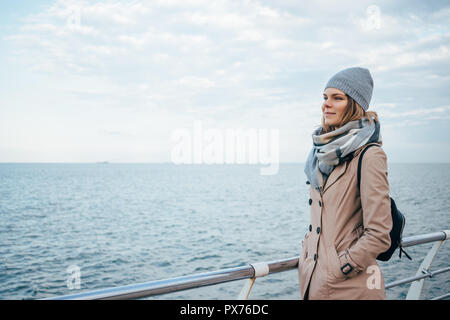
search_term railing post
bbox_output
[237,262,269,300]
[406,239,445,300]
[237,278,256,300]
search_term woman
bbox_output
[298,67,392,300]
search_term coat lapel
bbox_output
[321,143,379,194]
[323,160,348,194]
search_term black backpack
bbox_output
[357,144,411,261]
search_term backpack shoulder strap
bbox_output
[357,143,381,188]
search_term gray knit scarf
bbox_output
[304,117,381,193]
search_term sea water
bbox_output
[0,163,448,300]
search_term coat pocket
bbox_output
[353,224,364,239]
[336,224,364,254]
[327,246,346,282]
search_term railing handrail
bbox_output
[401,231,449,248]
[42,230,449,300]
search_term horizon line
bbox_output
[1,161,450,165]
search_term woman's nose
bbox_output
[323,100,332,108]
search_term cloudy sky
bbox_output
[1,0,449,163]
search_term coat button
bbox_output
[308,198,312,205]
[309,224,312,232]
[306,181,310,185]
[314,254,317,261]
[316,227,320,234]
[318,200,322,207]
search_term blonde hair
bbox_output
[321,95,378,133]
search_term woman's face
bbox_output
[322,87,348,127]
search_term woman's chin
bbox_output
[325,120,338,126]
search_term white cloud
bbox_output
[382,105,450,119]
[2,0,450,162]
[177,76,216,89]
[431,6,450,19]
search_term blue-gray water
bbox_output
[0,163,448,300]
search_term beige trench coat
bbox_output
[298,143,392,300]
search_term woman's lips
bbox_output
[324,112,336,116]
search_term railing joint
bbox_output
[421,268,432,278]
[250,262,269,278]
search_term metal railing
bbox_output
[43,230,449,300]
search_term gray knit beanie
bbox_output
[325,67,374,111]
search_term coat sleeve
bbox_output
[344,147,392,273]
